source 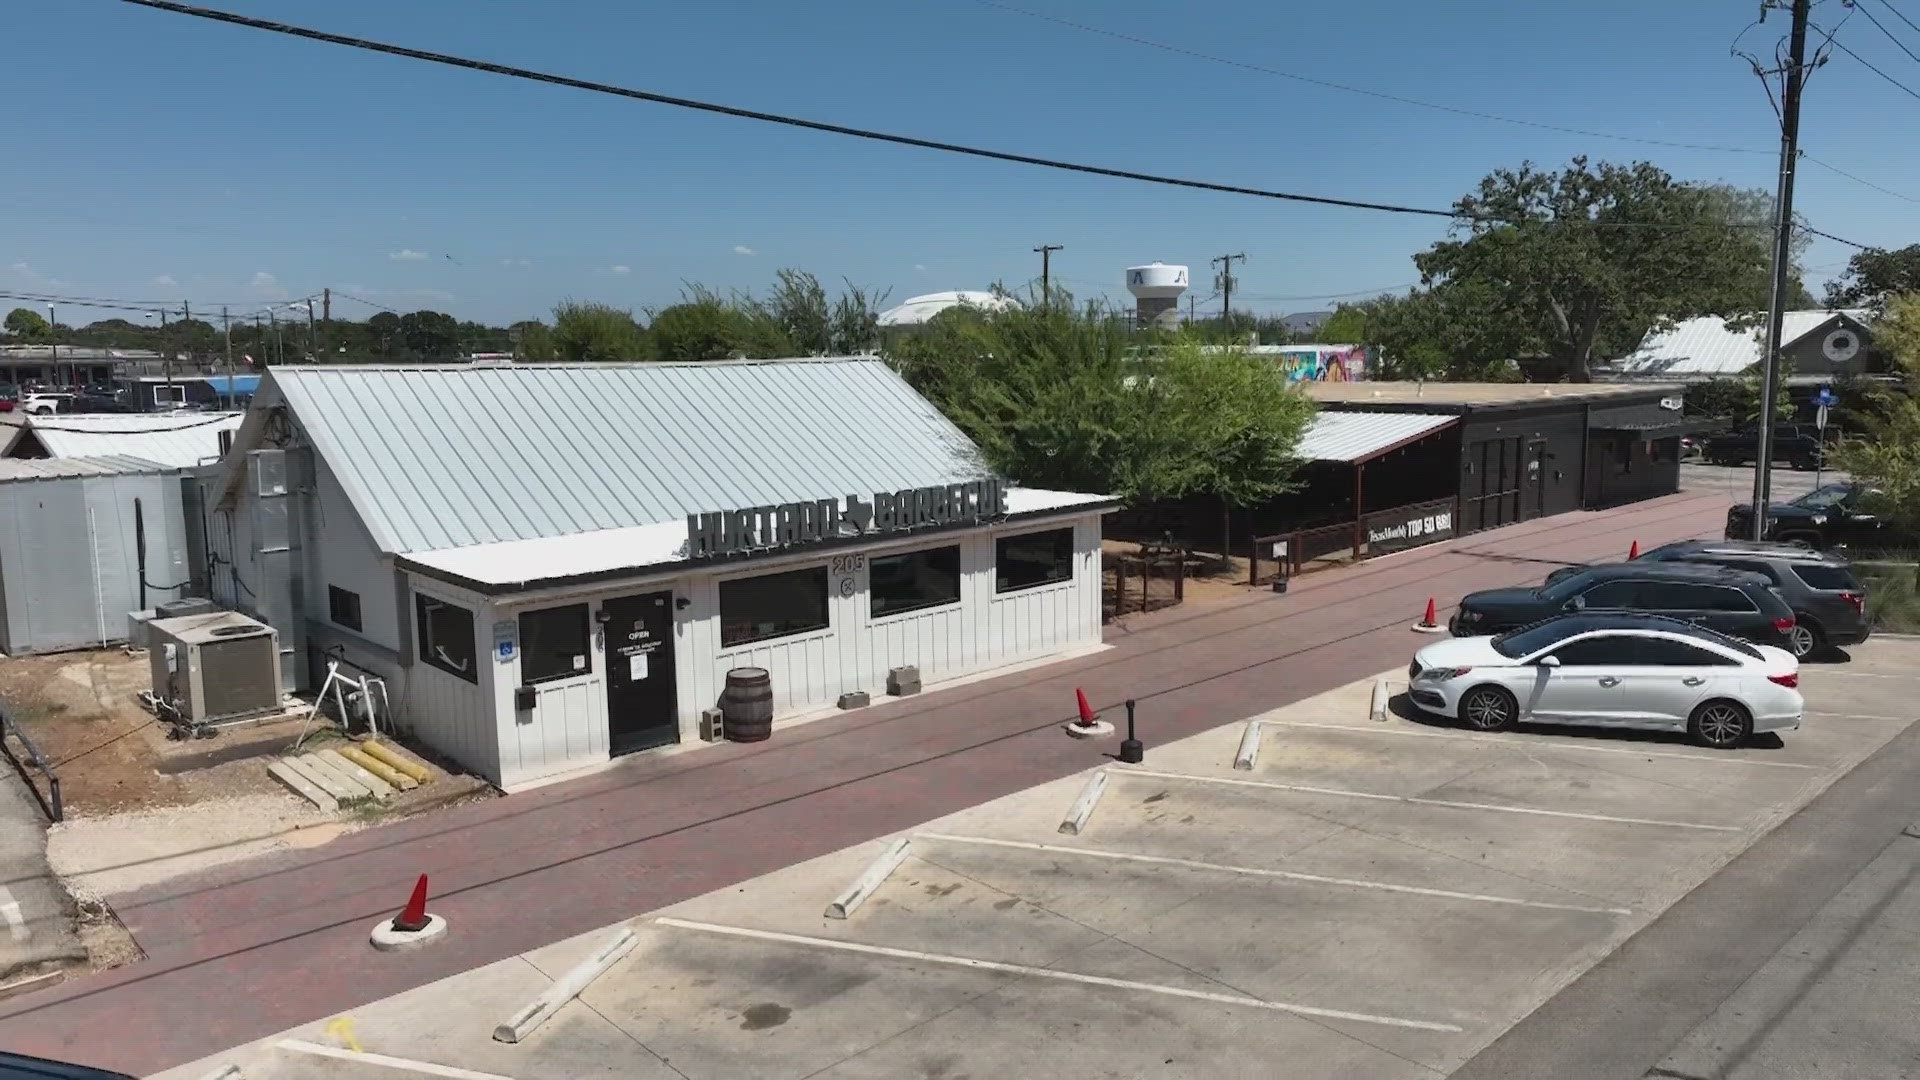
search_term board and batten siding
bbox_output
[485,596,611,790]
[683,512,1104,732]
[400,577,499,784]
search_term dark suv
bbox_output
[1593,540,1869,659]
[1706,423,1829,470]
[1724,482,1895,551]
[1451,563,1796,648]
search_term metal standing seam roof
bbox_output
[263,359,1011,555]
[0,455,176,481]
[1613,310,1869,377]
[3,413,243,468]
[1296,410,1457,464]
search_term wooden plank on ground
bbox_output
[269,760,339,812]
[281,754,368,805]
[317,749,394,800]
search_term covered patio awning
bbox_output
[1590,417,1724,440]
[1296,411,1458,465]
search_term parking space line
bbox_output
[915,832,1632,916]
[653,917,1465,1033]
[1117,768,1744,832]
[1265,720,1820,769]
[1807,711,1911,722]
[276,1039,522,1079]
[1804,670,1920,680]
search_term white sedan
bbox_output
[1408,613,1802,749]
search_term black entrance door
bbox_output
[602,592,679,756]
[1523,439,1547,520]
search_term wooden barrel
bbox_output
[720,667,774,743]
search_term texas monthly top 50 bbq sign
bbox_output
[686,478,1009,559]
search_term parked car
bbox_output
[1549,541,1867,659]
[1409,613,1802,748]
[1705,423,1830,470]
[19,392,73,415]
[0,1049,138,1079]
[66,393,136,414]
[1723,481,1897,551]
[0,383,15,412]
[1451,563,1796,648]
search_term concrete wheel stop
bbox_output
[370,874,448,952]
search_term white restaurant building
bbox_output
[204,359,1114,790]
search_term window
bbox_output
[1793,564,1861,591]
[1631,638,1738,667]
[1656,583,1757,612]
[328,585,362,631]
[1545,636,1637,666]
[1697,558,1781,585]
[519,604,591,685]
[415,593,477,683]
[721,566,830,648]
[870,545,961,618]
[153,384,186,406]
[1793,483,1854,510]
[1576,580,1644,608]
[996,528,1075,593]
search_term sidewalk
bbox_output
[0,489,1730,1075]
[0,765,86,986]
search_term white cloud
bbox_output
[150,274,178,287]
[250,271,278,287]
[389,248,428,261]
[610,264,632,275]
[500,258,532,268]
[732,245,756,256]
[913,264,928,272]
[8,262,28,273]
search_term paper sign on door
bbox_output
[629,652,648,680]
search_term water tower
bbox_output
[1126,262,1189,329]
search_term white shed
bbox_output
[0,456,195,655]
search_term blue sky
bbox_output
[6,0,1918,327]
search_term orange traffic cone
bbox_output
[1628,541,1640,560]
[392,873,431,933]
[1420,598,1439,629]
[1074,687,1097,727]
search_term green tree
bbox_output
[550,302,648,361]
[1825,244,1920,310]
[1834,293,1920,538]
[649,287,790,361]
[398,310,461,359]
[885,303,1314,551]
[509,319,556,362]
[4,308,50,341]
[1316,305,1367,343]
[1357,284,1526,380]
[367,312,402,358]
[1415,158,1777,382]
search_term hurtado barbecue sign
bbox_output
[686,478,1009,559]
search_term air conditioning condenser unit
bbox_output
[147,611,283,725]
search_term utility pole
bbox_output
[1750,0,1811,538]
[175,301,188,403]
[1212,253,1247,331]
[159,307,171,404]
[270,310,280,367]
[1033,244,1063,308]
[46,305,58,390]
[321,287,330,325]
[222,306,234,409]
[306,300,317,360]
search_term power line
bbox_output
[1882,0,1920,36]
[1801,152,1920,204]
[120,1,1472,223]
[1799,223,1873,249]
[1822,25,1920,100]
[970,0,1769,156]
[330,290,403,314]
[1854,0,1920,66]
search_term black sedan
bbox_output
[1724,482,1895,551]
[1451,562,1797,648]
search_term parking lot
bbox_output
[158,635,1920,1080]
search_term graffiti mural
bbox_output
[1278,345,1370,382]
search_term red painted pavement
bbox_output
[0,490,1729,1074]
